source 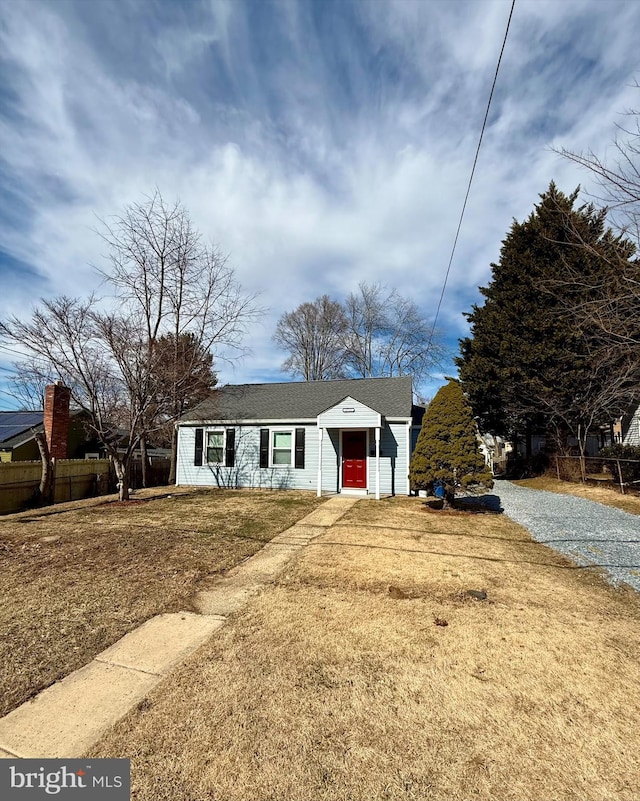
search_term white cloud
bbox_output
[1,0,639,402]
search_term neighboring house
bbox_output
[478,432,509,473]
[0,411,51,462]
[0,388,95,462]
[176,376,418,498]
[623,405,640,447]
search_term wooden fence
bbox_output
[0,459,111,515]
[553,455,640,495]
[0,455,173,515]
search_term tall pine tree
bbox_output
[457,182,638,458]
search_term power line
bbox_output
[425,0,516,355]
[0,343,55,367]
[0,387,26,404]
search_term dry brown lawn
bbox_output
[516,475,640,515]
[91,495,640,801]
[0,488,323,717]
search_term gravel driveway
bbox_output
[494,479,640,592]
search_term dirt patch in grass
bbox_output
[0,488,323,717]
[515,475,640,515]
[91,495,640,801]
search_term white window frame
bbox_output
[205,428,226,466]
[270,428,294,468]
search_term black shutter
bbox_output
[194,428,204,466]
[259,429,269,468]
[225,429,235,467]
[295,428,305,469]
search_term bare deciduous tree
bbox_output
[274,283,446,389]
[556,93,640,348]
[1,297,157,500]
[8,358,56,410]
[273,295,349,380]
[97,190,261,482]
[557,90,640,243]
[345,282,446,385]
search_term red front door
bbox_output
[342,430,367,489]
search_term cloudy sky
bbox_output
[1,0,639,408]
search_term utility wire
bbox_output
[0,343,54,367]
[0,387,25,403]
[425,0,516,356]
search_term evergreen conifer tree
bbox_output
[409,378,493,508]
[457,182,638,458]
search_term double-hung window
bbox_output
[271,430,293,466]
[259,428,304,469]
[206,430,225,464]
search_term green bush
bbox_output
[599,444,640,485]
[409,378,493,506]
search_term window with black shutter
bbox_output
[225,428,235,467]
[295,428,305,469]
[259,429,269,468]
[194,428,204,466]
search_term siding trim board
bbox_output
[178,418,317,427]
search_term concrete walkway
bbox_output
[0,495,359,759]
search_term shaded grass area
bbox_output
[92,495,640,801]
[515,475,640,515]
[0,488,323,717]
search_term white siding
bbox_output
[176,421,408,496]
[177,424,324,492]
[365,422,409,496]
[318,396,381,429]
[623,405,640,446]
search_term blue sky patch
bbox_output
[0,0,639,407]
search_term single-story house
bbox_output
[176,376,421,498]
[0,409,94,462]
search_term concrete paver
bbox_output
[296,498,359,527]
[96,613,226,675]
[0,494,360,759]
[0,662,159,758]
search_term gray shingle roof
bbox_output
[179,376,413,423]
[0,411,44,446]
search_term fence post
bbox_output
[616,459,625,495]
[555,455,561,481]
[51,457,57,505]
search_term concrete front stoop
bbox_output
[0,495,359,759]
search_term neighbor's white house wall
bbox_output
[176,423,340,492]
[623,405,640,446]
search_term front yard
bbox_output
[90,494,640,801]
[0,488,324,717]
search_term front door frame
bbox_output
[339,428,368,494]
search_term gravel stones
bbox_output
[496,480,640,592]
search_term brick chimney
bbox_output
[44,381,71,460]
